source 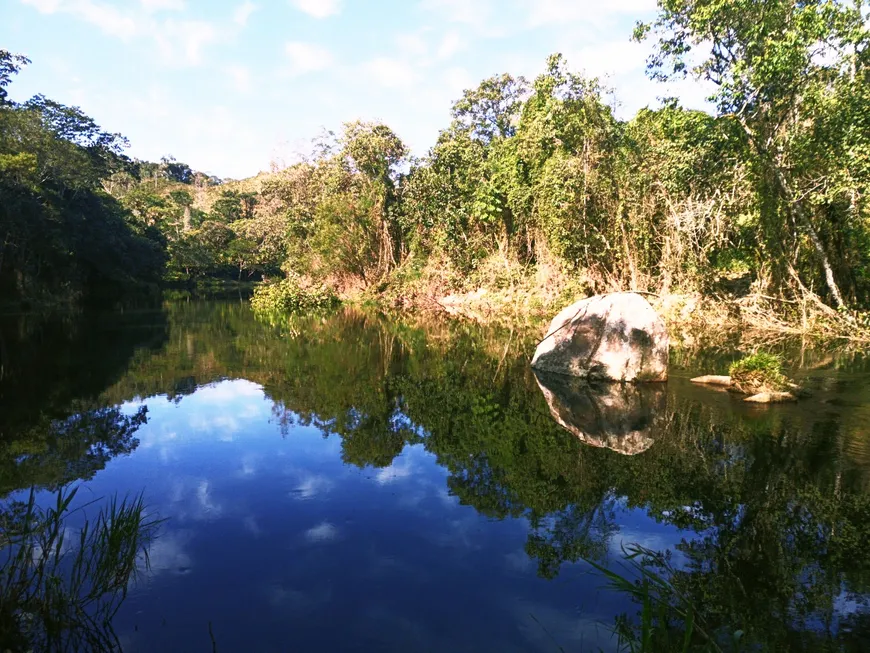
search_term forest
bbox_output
[2,0,869,335]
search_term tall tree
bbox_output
[635,0,870,308]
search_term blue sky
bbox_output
[3,0,711,179]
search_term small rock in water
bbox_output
[744,391,797,404]
[531,293,669,382]
[690,375,733,387]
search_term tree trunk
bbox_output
[617,202,638,291]
[771,165,847,310]
[738,118,847,309]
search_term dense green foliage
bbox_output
[0,51,165,305]
[126,0,865,323]
[250,275,339,314]
[6,0,869,318]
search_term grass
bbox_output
[584,544,745,653]
[0,485,162,651]
[728,352,789,393]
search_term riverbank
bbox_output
[354,255,870,347]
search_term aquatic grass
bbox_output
[584,544,745,653]
[0,486,163,651]
[728,352,789,393]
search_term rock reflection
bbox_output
[533,370,665,455]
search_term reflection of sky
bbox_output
[73,379,673,652]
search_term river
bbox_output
[2,298,870,651]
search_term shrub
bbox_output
[729,353,788,392]
[250,277,340,314]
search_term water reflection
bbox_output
[533,371,664,455]
[0,486,160,652]
[2,301,870,651]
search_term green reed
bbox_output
[0,486,162,652]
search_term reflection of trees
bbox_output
[8,301,870,649]
[0,309,167,441]
[0,308,165,498]
[251,308,870,650]
[0,311,163,649]
[525,499,620,580]
[629,411,870,651]
[0,406,147,496]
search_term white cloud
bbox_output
[395,31,429,58]
[196,480,223,517]
[143,531,193,575]
[22,0,65,14]
[436,31,463,60]
[21,0,221,64]
[442,66,474,96]
[421,0,492,25]
[66,0,140,38]
[304,521,338,542]
[285,41,334,75]
[504,548,535,573]
[23,0,138,39]
[156,19,220,66]
[243,515,261,536]
[228,64,253,93]
[290,0,341,19]
[188,412,242,439]
[140,0,184,11]
[239,453,258,476]
[233,0,256,26]
[524,0,657,28]
[197,380,263,403]
[360,57,419,88]
[568,39,649,78]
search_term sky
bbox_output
[2,0,712,179]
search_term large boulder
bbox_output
[531,293,669,382]
[534,371,665,455]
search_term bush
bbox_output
[729,353,788,392]
[250,277,339,314]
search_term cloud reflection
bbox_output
[305,521,338,543]
[291,473,335,499]
[375,457,414,485]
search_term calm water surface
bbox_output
[2,299,870,651]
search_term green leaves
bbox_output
[0,49,30,105]
[450,73,529,142]
[250,276,340,314]
[637,0,870,307]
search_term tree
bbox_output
[160,155,193,184]
[211,189,244,223]
[450,73,529,143]
[0,50,30,105]
[635,0,870,308]
[0,56,166,303]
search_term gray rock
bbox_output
[534,370,665,455]
[531,293,669,382]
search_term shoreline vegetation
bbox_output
[3,1,870,345]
